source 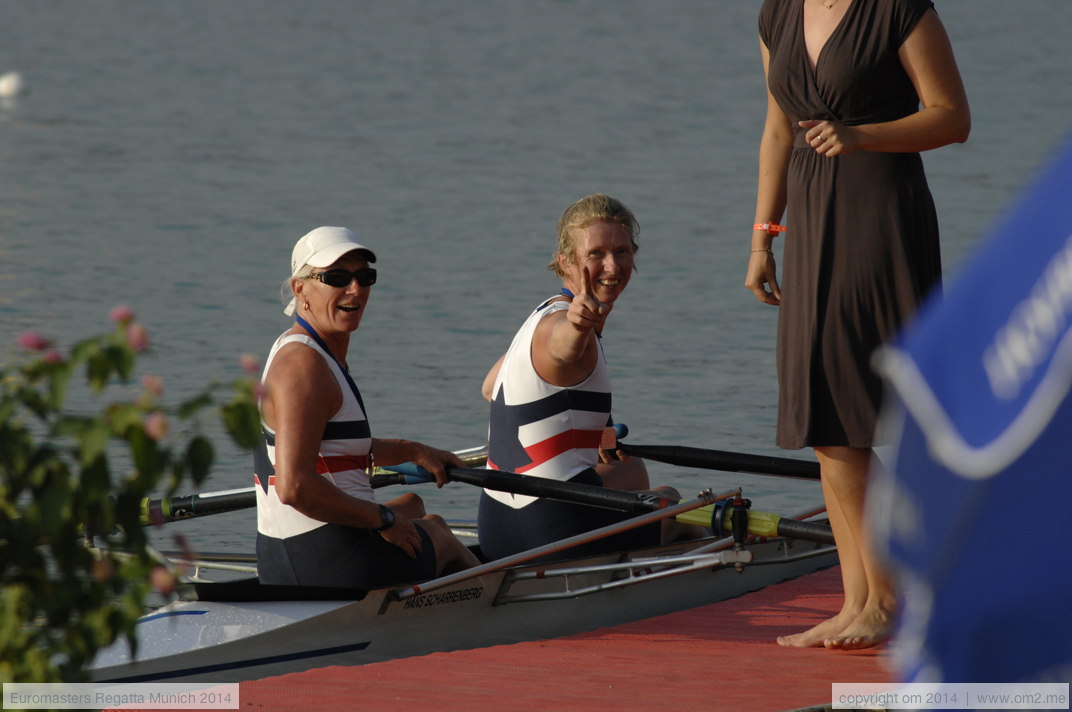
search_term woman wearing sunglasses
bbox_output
[254,226,480,588]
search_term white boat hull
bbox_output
[90,536,836,683]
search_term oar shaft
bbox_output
[447,467,671,514]
[619,444,821,480]
[775,517,834,544]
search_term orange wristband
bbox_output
[753,222,786,236]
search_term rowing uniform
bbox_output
[478,295,659,561]
[255,330,434,588]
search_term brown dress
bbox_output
[760,0,942,449]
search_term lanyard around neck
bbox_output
[294,314,369,418]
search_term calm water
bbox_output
[2,1,1070,553]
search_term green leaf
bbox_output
[47,362,74,410]
[186,436,214,485]
[69,335,101,362]
[79,455,113,504]
[104,344,135,382]
[38,486,73,540]
[85,351,111,392]
[104,402,145,437]
[2,319,265,683]
[78,421,111,467]
[177,391,215,420]
[222,400,261,449]
[15,385,50,420]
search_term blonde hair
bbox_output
[548,193,639,278]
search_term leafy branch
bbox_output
[0,308,260,683]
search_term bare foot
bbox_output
[776,610,857,648]
[823,605,893,650]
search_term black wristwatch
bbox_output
[374,504,395,532]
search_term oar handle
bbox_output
[619,444,821,480]
[141,487,256,525]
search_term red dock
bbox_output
[229,565,891,712]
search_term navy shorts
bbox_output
[477,469,661,562]
[258,522,436,589]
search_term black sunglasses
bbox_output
[309,267,377,288]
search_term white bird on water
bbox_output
[0,71,26,98]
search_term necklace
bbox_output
[817,0,840,8]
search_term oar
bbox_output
[617,443,821,480]
[140,443,489,525]
[141,425,639,525]
[385,462,672,514]
[386,462,833,544]
[139,474,438,525]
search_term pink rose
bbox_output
[140,374,164,397]
[144,411,169,440]
[126,323,149,352]
[110,305,136,325]
[42,349,64,364]
[17,330,51,352]
[149,566,177,595]
[239,353,261,374]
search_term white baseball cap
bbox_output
[284,226,377,315]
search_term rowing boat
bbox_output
[89,492,836,683]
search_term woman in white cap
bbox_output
[254,226,480,588]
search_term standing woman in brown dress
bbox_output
[745,0,969,649]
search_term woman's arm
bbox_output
[481,352,506,402]
[263,344,427,556]
[745,38,793,306]
[264,344,377,523]
[370,438,463,486]
[533,267,607,386]
[802,10,970,156]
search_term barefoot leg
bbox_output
[778,447,895,648]
[815,446,895,650]
[777,447,869,647]
[823,475,896,650]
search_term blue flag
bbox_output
[873,133,1072,685]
